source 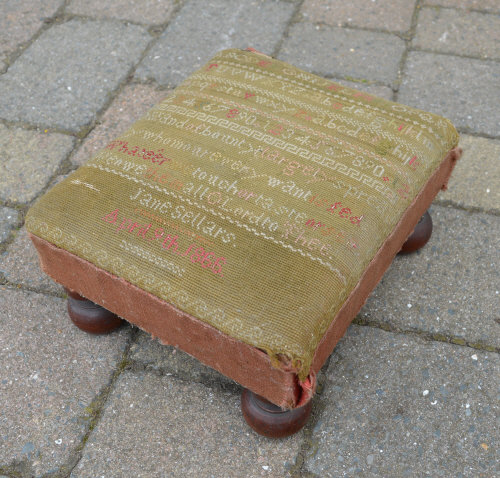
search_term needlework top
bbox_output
[26,49,459,380]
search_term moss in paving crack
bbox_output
[344,76,370,84]
[40,356,133,478]
[433,198,500,216]
[288,423,322,477]
[41,455,80,478]
[61,347,134,476]
[0,459,34,478]
[80,356,131,429]
[431,332,448,342]
[125,357,242,395]
[0,118,76,139]
[288,365,331,478]
[0,280,66,299]
[470,343,497,353]
[355,316,500,354]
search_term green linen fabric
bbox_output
[26,49,459,380]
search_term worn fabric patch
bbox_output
[26,49,459,379]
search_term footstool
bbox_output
[26,48,461,437]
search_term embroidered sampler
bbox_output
[26,49,459,380]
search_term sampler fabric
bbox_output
[26,49,459,380]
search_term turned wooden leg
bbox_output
[399,210,433,254]
[241,389,312,438]
[65,288,124,334]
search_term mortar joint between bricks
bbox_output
[432,199,500,218]
[272,0,306,58]
[408,46,500,63]
[125,356,243,395]
[393,0,424,95]
[1,0,69,70]
[63,328,137,476]
[353,317,500,355]
[288,365,335,477]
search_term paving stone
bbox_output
[360,205,500,349]
[279,23,405,85]
[130,330,236,388]
[71,370,302,477]
[305,326,500,477]
[398,52,500,137]
[0,0,63,61]
[0,19,151,132]
[72,84,169,166]
[135,0,296,86]
[0,124,74,203]
[300,0,416,33]
[425,0,500,13]
[414,7,500,60]
[0,228,64,295]
[437,134,500,213]
[67,0,176,25]
[0,288,130,476]
[0,208,19,243]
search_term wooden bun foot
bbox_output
[241,389,311,438]
[66,289,124,334]
[399,211,433,254]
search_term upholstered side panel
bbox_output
[29,233,304,409]
[311,146,461,373]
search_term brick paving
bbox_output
[0,208,18,244]
[66,0,177,25]
[71,371,302,477]
[425,0,500,13]
[300,0,415,32]
[306,326,499,477]
[0,124,74,203]
[360,206,500,349]
[398,52,500,137]
[135,0,296,87]
[437,134,500,213]
[0,228,65,295]
[0,0,64,70]
[280,23,406,85]
[0,1,498,476]
[414,7,500,59]
[0,289,130,476]
[0,19,151,132]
